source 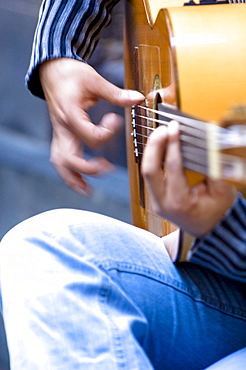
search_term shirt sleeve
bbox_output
[187,193,246,283]
[25,0,120,99]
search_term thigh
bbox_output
[0,209,179,369]
[110,262,246,370]
[0,209,245,369]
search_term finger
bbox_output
[52,155,115,195]
[50,129,115,190]
[65,109,124,149]
[146,84,176,105]
[55,154,115,176]
[95,75,145,107]
[141,125,168,204]
[164,121,188,197]
[54,163,92,196]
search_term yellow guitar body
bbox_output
[124,0,246,237]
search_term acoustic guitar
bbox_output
[124,0,246,260]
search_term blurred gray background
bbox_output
[0,0,130,367]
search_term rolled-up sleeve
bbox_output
[25,0,119,98]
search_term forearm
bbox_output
[188,193,246,283]
[25,0,119,98]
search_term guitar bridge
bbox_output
[131,105,146,208]
[131,106,140,163]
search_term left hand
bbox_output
[141,121,237,237]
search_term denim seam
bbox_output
[98,276,128,369]
[96,260,246,321]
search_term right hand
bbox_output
[39,58,144,195]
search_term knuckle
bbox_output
[91,137,103,149]
[50,153,69,169]
[90,127,110,149]
[141,165,155,179]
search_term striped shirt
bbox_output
[189,193,246,283]
[25,0,119,98]
[26,0,246,283]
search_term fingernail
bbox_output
[97,162,115,175]
[73,185,91,197]
[128,90,145,101]
[168,120,179,135]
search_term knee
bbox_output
[0,209,118,267]
[0,209,94,260]
[1,209,75,245]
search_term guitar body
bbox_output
[124,0,246,236]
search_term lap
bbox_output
[0,209,245,369]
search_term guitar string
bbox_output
[133,124,209,163]
[133,139,209,175]
[133,113,213,167]
[133,107,244,149]
[132,107,246,180]
[132,108,209,173]
[133,106,227,141]
[134,115,209,147]
[133,139,246,180]
[134,105,209,131]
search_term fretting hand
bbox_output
[39,58,144,195]
[141,121,237,237]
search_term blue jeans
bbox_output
[0,209,245,369]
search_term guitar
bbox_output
[124,0,246,260]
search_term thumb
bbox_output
[96,75,144,107]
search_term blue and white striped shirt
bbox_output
[25,0,246,283]
[26,0,119,98]
[189,193,246,283]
